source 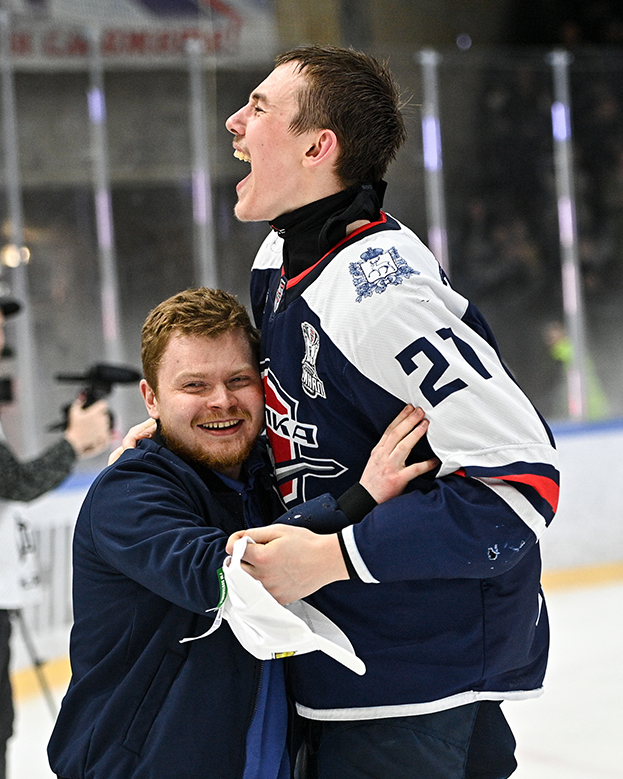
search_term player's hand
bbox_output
[64,398,112,459]
[359,405,438,504]
[108,418,157,465]
[226,525,348,605]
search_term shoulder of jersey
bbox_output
[342,219,440,278]
[303,219,469,322]
[252,230,283,271]
[251,217,441,281]
[308,219,446,301]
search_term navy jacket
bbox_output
[47,437,347,779]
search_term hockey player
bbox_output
[225,46,560,779]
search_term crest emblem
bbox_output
[301,322,326,399]
[349,246,419,302]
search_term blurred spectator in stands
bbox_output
[459,196,543,304]
[506,0,623,47]
[479,66,552,230]
[599,144,623,284]
[544,319,609,420]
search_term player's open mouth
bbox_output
[233,148,252,195]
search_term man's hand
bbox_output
[226,525,348,604]
[224,406,437,604]
[359,405,438,503]
[63,398,112,459]
[108,418,157,465]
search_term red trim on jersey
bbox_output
[455,468,559,512]
[500,474,559,512]
[285,212,389,289]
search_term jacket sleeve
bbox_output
[79,452,231,615]
[276,484,376,533]
[0,438,76,502]
[339,471,550,584]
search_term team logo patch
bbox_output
[301,322,326,399]
[263,365,347,505]
[349,246,419,302]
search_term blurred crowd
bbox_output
[457,62,623,306]
[449,4,623,418]
[507,0,623,48]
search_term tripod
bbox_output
[9,609,57,720]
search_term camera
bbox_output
[49,363,141,431]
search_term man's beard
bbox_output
[160,419,256,475]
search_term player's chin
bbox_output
[233,190,276,224]
[235,205,265,223]
[233,186,255,222]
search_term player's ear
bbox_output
[140,379,160,419]
[303,129,338,168]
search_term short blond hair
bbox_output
[141,288,260,393]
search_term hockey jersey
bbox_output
[251,211,559,720]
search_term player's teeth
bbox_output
[233,149,251,163]
[202,420,238,429]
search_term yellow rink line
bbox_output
[12,655,71,702]
[541,560,623,591]
[11,562,623,703]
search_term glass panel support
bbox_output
[416,48,450,277]
[549,49,589,421]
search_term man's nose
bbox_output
[206,384,237,408]
[226,105,245,135]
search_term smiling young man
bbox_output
[140,327,263,475]
[224,46,560,779]
[47,288,286,779]
[47,287,433,779]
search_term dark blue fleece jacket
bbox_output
[47,437,347,779]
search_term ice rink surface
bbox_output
[7,580,623,779]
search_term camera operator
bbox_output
[0,295,111,779]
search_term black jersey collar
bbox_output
[270,181,386,279]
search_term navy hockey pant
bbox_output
[296,700,517,779]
